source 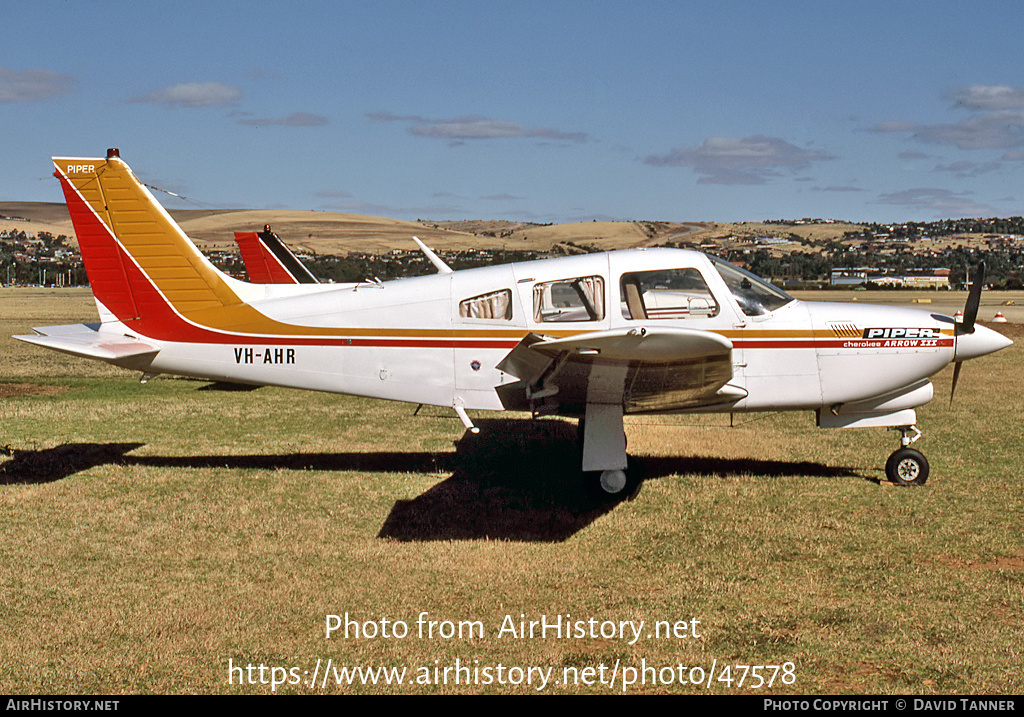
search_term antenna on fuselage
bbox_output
[413,236,453,274]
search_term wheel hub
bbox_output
[599,469,627,494]
[897,459,920,480]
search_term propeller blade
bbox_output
[959,261,985,334]
[950,360,963,407]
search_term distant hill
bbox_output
[0,202,76,239]
[0,202,704,255]
[0,201,862,256]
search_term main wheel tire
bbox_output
[585,464,643,501]
[885,447,929,486]
[599,469,628,494]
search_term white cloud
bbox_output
[933,160,1001,178]
[644,135,834,185]
[0,68,75,102]
[482,194,525,201]
[950,85,1024,111]
[131,82,242,108]
[870,121,919,133]
[876,188,997,218]
[237,112,328,127]
[872,112,1024,150]
[914,111,1024,150]
[369,111,587,143]
[874,86,1024,151]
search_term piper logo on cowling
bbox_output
[862,327,942,339]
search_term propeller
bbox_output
[949,361,964,406]
[960,261,985,334]
[950,261,985,405]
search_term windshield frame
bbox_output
[707,255,794,317]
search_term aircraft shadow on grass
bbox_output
[0,442,145,485]
[0,418,863,541]
[377,419,866,542]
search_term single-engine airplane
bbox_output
[15,150,1013,494]
[233,225,319,284]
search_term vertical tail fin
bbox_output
[234,232,295,284]
[233,227,319,284]
[53,150,242,323]
[52,150,323,340]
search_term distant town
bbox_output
[3,215,1024,290]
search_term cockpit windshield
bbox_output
[708,256,794,317]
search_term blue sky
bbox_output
[4,0,1024,224]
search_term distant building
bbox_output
[830,268,870,286]
[830,268,950,288]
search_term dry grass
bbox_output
[177,210,473,254]
[711,221,864,244]
[0,291,1021,694]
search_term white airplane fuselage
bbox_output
[100,248,998,419]
[19,152,1012,491]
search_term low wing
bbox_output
[496,326,744,414]
[14,323,159,370]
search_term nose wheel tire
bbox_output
[885,447,929,486]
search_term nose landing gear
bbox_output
[886,426,929,486]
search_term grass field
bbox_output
[1,288,1022,694]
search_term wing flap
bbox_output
[495,332,551,386]
[496,326,738,414]
[530,326,732,363]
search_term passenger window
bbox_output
[533,276,605,322]
[620,269,720,320]
[459,289,513,320]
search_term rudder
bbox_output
[53,149,241,319]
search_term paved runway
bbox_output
[791,290,1024,324]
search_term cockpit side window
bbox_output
[459,289,512,320]
[533,276,605,322]
[708,256,793,317]
[620,268,720,320]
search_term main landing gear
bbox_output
[586,466,642,499]
[584,464,642,500]
[578,403,641,499]
[597,469,629,494]
[885,425,929,486]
